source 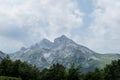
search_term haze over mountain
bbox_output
[9,35,120,72]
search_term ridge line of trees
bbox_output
[0,56,120,80]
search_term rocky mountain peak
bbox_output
[30,38,53,49]
[21,47,27,51]
[54,35,74,45]
[9,35,120,72]
[41,39,52,44]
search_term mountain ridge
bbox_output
[8,35,120,72]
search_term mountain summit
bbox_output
[54,35,71,42]
[54,35,75,45]
[30,38,53,49]
[10,35,120,72]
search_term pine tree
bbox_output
[66,64,82,80]
[104,59,120,80]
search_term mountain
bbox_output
[0,51,6,60]
[10,35,120,72]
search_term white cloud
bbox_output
[0,0,84,52]
[0,36,24,53]
[1,0,119,53]
[86,0,120,53]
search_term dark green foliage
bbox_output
[66,64,82,80]
[0,57,40,80]
[40,63,66,80]
[83,68,104,80]
[104,59,120,80]
[0,57,120,80]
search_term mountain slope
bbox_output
[10,35,120,72]
[0,51,6,60]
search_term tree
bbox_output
[0,57,40,80]
[0,56,13,76]
[104,59,120,80]
[40,63,66,80]
[66,64,82,80]
[83,68,103,80]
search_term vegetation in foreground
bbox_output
[0,56,120,80]
[0,76,22,80]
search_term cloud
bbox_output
[0,36,24,53]
[0,0,119,53]
[86,0,120,53]
[0,0,84,52]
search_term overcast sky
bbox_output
[0,0,120,53]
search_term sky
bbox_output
[0,0,120,53]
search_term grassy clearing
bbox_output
[0,76,22,80]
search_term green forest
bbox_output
[0,56,120,80]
